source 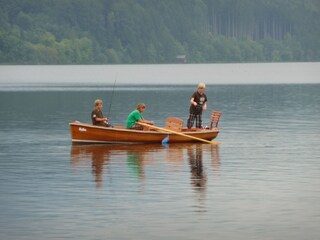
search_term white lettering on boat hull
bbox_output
[79,127,87,132]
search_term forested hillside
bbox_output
[0,0,319,64]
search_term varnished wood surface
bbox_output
[69,122,219,144]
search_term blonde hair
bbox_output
[136,103,146,110]
[198,83,206,89]
[94,99,103,106]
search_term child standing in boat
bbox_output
[126,103,154,130]
[91,99,110,127]
[187,83,207,129]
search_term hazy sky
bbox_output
[0,62,319,86]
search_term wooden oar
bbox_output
[137,122,220,145]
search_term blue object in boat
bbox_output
[162,136,169,144]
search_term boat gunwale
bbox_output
[69,122,220,135]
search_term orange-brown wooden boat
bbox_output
[69,121,220,144]
[70,112,221,144]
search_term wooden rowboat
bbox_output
[69,121,220,144]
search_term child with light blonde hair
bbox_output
[187,83,207,129]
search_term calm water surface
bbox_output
[0,83,319,240]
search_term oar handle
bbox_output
[137,122,220,145]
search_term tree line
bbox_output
[0,0,319,64]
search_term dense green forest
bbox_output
[0,0,319,64]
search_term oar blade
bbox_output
[162,136,169,144]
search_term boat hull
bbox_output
[69,122,219,144]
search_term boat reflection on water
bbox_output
[185,144,220,210]
[70,143,220,189]
[126,147,157,181]
[70,144,159,187]
[71,144,109,188]
[188,144,207,189]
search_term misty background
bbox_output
[0,63,320,86]
[1,0,320,65]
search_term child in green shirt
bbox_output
[126,103,154,130]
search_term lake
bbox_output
[0,64,319,240]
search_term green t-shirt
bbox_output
[126,110,143,128]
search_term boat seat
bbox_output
[165,117,183,132]
[210,111,222,129]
